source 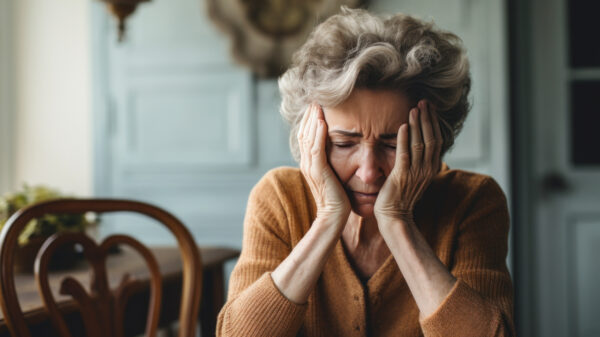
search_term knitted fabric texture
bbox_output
[217,163,515,337]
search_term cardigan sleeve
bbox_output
[216,170,307,337]
[419,177,516,337]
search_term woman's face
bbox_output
[324,89,412,218]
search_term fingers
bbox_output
[299,104,317,148]
[306,106,318,151]
[398,100,442,175]
[409,107,423,169]
[313,108,328,163]
[419,100,437,164]
[298,104,329,173]
[429,102,443,171]
[396,123,410,173]
[298,104,316,171]
[297,104,311,142]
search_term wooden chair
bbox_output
[0,199,203,337]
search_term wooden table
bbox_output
[0,246,240,337]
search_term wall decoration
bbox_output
[100,0,151,42]
[207,0,367,78]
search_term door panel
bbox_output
[570,215,600,337]
[94,0,261,246]
[118,71,252,168]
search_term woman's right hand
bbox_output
[298,104,351,227]
[269,104,350,304]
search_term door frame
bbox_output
[0,0,14,194]
[90,1,113,197]
[509,0,536,333]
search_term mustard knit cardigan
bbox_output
[217,163,515,337]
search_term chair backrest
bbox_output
[0,199,203,337]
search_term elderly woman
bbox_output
[217,7,514,337]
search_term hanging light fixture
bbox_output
[100,0,151,42]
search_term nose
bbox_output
[354,146,385,185]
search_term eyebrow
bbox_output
[329,130,397,140]
[379,133,398,140]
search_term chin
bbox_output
[351,204,375,219]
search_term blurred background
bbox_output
[0,0,599,336]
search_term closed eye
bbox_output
[332,142,355,148]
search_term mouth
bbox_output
[350,190,379,202]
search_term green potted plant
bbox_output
[0,185,98,273]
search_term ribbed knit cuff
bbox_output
[419,279,497,337]
[222,272,307,337]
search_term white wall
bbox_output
[0,0,13,195]
[13,0,92,196]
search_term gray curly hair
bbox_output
[278,7,471,162]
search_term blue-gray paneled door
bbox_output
[92,0,295,249]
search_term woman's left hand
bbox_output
[374,100,443,229]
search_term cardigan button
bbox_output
[353,295,359,301]
[355,325,360,331]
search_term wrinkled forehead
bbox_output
[323,89,412,137]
